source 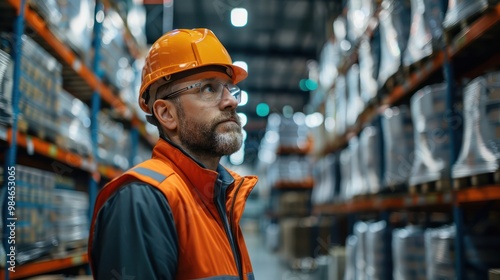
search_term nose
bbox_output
[219,86,238,110]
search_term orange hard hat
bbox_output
[139,28,248,114]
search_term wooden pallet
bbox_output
[453,170,500,190]
[409,179,452,195]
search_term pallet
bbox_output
[453,170,500,190]
[409,179,452,195]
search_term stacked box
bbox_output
[53,190,89,244]
[378,0,412,88]
[360,126,382,194]
[0,49,12,125]
[29,0,95,57]
[409,84,452,186]
[0,34,62,139]
[381,105,415,190]
[404,0,448,66]
[15,166,57,264]
[58,90,92,156]
[392,225,426,280]
[443,0,491,30]
[97,111,130,170]
[452,72,500,179]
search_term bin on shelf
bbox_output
[409,83,453,187]
[381,105,414,191]
[452,72,500,182]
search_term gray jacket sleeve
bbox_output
[91,182,178,279]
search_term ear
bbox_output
[153,100,178,131]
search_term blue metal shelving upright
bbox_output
[88,1,105,223]
[2,1,26,279]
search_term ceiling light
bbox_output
[231,8,248,27]
[239,90,248,106]
[233,61,248,73]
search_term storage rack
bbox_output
[0,0,156,278]
[312,3,500,279]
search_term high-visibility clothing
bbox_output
[89,138,258,279]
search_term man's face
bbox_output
[171,71,243,157]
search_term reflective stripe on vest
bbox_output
[130,166,168,184]
[196,273,254,280]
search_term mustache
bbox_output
[214,111,241,126]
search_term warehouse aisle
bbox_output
[244,228,314,280]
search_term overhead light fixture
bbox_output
[233,61,248,73]
[231,8,248,27]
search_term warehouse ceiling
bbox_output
[167,0,342,164]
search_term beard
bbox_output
[177,106,243,157]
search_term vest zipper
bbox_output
[230,179,245,279]
[214,180,243,280]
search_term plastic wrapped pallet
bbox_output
[381,105,414,191]
[404,0,448,66]
[347,64,364,128]
[360,126,383,194]
[354,221,369,279]
[97,111,130,170]
[12,166,57,264]
[334,16,351,58]
[409,84,451,187]
[443,0,490,30]
[58,89,92,156]
[0,49,12,125]
[345,235,358,280]
[377,0,412,88]
[350,137,368,196]
[53,189,89,257]
[29,0,95,57]
[359,36,380,104]
[1,34,62,139]
[318,40,340,91]
[335,76,348,138]
[392,225,426,280]
[366,220,391,280]
[346,0,376,43]
[311,154,340,205]
[340,148,353,201]
[452,72,500,180]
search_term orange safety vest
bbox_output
[88,139,258,280]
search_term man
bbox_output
[88,28,258,280]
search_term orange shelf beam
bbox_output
[448,3,500,57]
[7,129,95,173]
[0,253,88,280]
[98,164,124,180]
[455,185,500,204]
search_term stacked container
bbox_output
[452,72,500,182]
[377,0,412,88]
[392,225,427,279]
[1,34,62,140]
[381,105,415,191]
[360,125,383,194]
[58,89,92,157]
[404,0,448,66]
[409,84,452,187]
[0,49,12,125]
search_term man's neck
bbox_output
[162,135,221,171]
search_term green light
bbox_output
[256,103,270,117]
[299,79,308,91]
[305,79,318,91]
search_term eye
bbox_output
[200,83,218,94]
